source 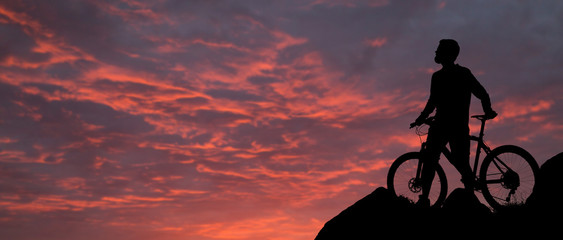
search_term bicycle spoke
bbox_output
[484,178,503,184]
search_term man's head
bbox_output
[434,39,460,64]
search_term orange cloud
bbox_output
[364,37,388,48]
[194,213,321,240]
[498,99,553,119]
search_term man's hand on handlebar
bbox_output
[409,121,420,129]
[410,115,427,129]
[484,110,498,120]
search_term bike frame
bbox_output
[417,115,497,182]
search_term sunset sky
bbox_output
[1,0,562,239]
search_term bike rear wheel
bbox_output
[479,145,539,210]
[387,152,448,207]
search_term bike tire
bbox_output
[479,145,540,210]
[387,152,448,207]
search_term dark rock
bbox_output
[528,152,563,215]
[314,187,416,240]
[315,187,484,240]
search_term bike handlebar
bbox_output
[410,113,497,129]
[409,116,435,129]
[471,112,498,121]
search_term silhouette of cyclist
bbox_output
[411,39,498,206]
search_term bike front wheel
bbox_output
[479,145,540,210]
[387,152,448,207]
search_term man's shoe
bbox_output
[416,196,430,208]
[461,177,476,191]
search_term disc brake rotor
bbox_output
[408,178,422,193]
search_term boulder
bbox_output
[527,152,563,215]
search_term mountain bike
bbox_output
[387,114,540,209]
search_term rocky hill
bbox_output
[315,152,563,239]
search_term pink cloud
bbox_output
[364,37,388,48]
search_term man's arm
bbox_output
[412,75,437,127]
[467,69,497,117]
[419,96,435,120]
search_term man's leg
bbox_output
[449,128,473,190]
[420,126,447,202]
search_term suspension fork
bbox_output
[415,143,427,180]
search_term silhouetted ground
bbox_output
[527,152,563,212]
[315,152,563,239]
